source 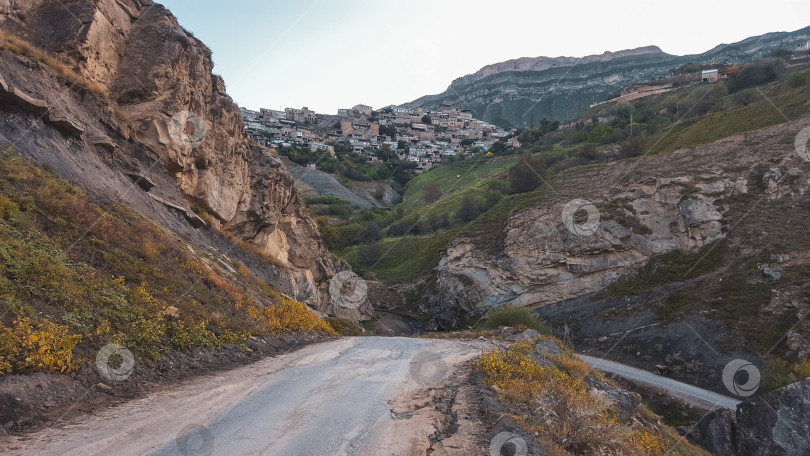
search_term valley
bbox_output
[0,1,809,455]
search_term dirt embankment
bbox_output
[0,331,334,435]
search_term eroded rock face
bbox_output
[431,178,728,327]
[426,118,810,329]
[689,378,810,456]
[0,0,369,317]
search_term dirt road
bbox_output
[581,355,741,410]
[3,337,490,456]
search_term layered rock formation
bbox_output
[404,27,810,127]
[424,116,810,329]
[0,0,370,318]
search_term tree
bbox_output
[768,48,793,61]
[423,183,442,203]
[358,223,382,244]
[508,156,545,194]
[733,88,759,106]
[456,196,484,222]
[421,115,432,124]
[488,140,507,155]
[379,124,397,138]
[427,213,450,231]
[727,59,787,93]
[587,124,615,143]
[357,243,385,268]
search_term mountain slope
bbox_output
[0,0,368,319]
[404,26,810,127]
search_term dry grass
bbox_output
[0,147,334,373]
[213,225,289,270]
[474,337,710,456]
[0,32,108,97]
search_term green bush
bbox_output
[326,318,364,336]
[0,194,18,218]
[788,72,807,88]
[475,305,551,333]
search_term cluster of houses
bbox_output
[239,102,509,173]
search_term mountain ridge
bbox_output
[404,26,810,127]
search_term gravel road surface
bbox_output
[4,337,490,456]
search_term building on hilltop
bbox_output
[285,106,315,123]
[701,69,719,83]
[352,104,373,117]
[340,120,379,138]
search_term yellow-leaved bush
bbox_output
[0,318,81,374]
[246,295,336,335]
[474,340,695,456]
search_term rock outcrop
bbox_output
[424,117,810,329]
[689,378,810,456]
[0,0,370,318]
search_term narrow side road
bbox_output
[580,355,741,410]
[3,337,490,456]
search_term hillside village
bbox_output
[239,103,511,172]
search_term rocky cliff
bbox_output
[0,0,370,318]
[404,27,810,127]
[420,112,810,393]
[690,378,810,456]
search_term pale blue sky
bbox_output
[159,0,808,114]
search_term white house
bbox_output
[701,69,719,82]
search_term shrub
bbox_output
[456,195,484,222]
[792,359,810,379]
[727,58,786,93]
[246,297,335,334]
[167,321,220,351]
[475,305,551,333]
[788,72,807,88]
[0,194,19,218]
[357,243,385,268]
[358,223,382,244]
[474,343,684,456]
[508,156,545,194]
[326,318,364,336]
[0,318,82,374]
[733,88,760,106]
